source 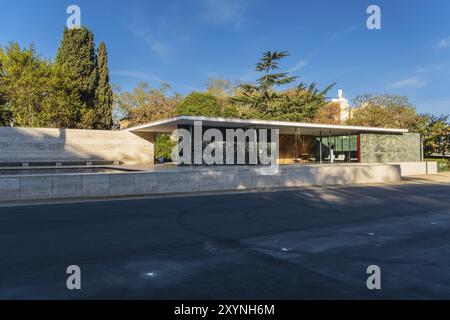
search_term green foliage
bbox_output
[155,134,176,161]
[254,51,297,91]
[0,43,83,128]
[56,27,98,128]
[312,102,342,124]
[95,42,113,129]
[231,51,333,121]
[206,77,245,118]
[0,51,11,126]
[40,64,83,128]
[414,114,438,157]
[424,115,449,158]
[269,83,335,121]
[175,92,222,117]
[348,95,449,157]
[0,43,49,127]
[206,77,239,98]
[115,82,181,128]
[426,158,450,172]
[0,27,113,129]
[222,105,240,118]
[0,104,12,126]
[348,94,419,129]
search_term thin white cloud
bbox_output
[413,64,446,73]
[438,37,450,49]
[125,6,191,63]
[305,24,362,63]
[132,29,174,63]
[330,24,362,41]
[287,59,307,73]
[388,77,428,89]
[199,0,250,27]
[111,70,164,83]
[205,71,220,78]
[149,41,171,62]
[237,68,258,83]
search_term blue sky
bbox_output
[0,0,449,115]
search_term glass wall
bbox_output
[314,135,359,162]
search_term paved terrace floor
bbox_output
[0,172,449,299]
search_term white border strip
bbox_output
[125,115,408,134]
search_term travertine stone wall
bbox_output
[0,164,403,202]
[0,127,155,165]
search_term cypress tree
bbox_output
[56,27,98,128]
[95,42,113,129]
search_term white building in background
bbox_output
[332,89,351,123]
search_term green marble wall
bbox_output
[360,133,422,163]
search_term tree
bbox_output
[313,102,341,124]
[0,43,84,128]
[206,77,243,117]
[433,119,450,158]
[0,58,12,126]
[222,104,240,118]
[56,27,98,128]
[0,103,12,126]
[40,63,83,128]
[422,115,450,158]
[413,113,434,157]
[115,82,181,128]
[95,42,113,129]
[348,95,450,157]
[175,92,222,117]
[272,83,334,121]
[0,28,111,129]
[231,51,296,117]
[0,43,51,127]
[231,51,334,121]
[206,77,239,98]
[254,51,297,95]
[347,94,419,129]
[155,134,176,161]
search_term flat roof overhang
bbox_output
[125,115,409,136]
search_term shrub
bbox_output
[426,158,450,172]
[155,134,176,161]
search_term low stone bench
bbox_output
[0,160,122,168]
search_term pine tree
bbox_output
[255,51,297,95]
[231,51,297,117]
[95,42,113,129]
[56,27,98,128]
[231,51,334,121]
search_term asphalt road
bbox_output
[1,174,450,299]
